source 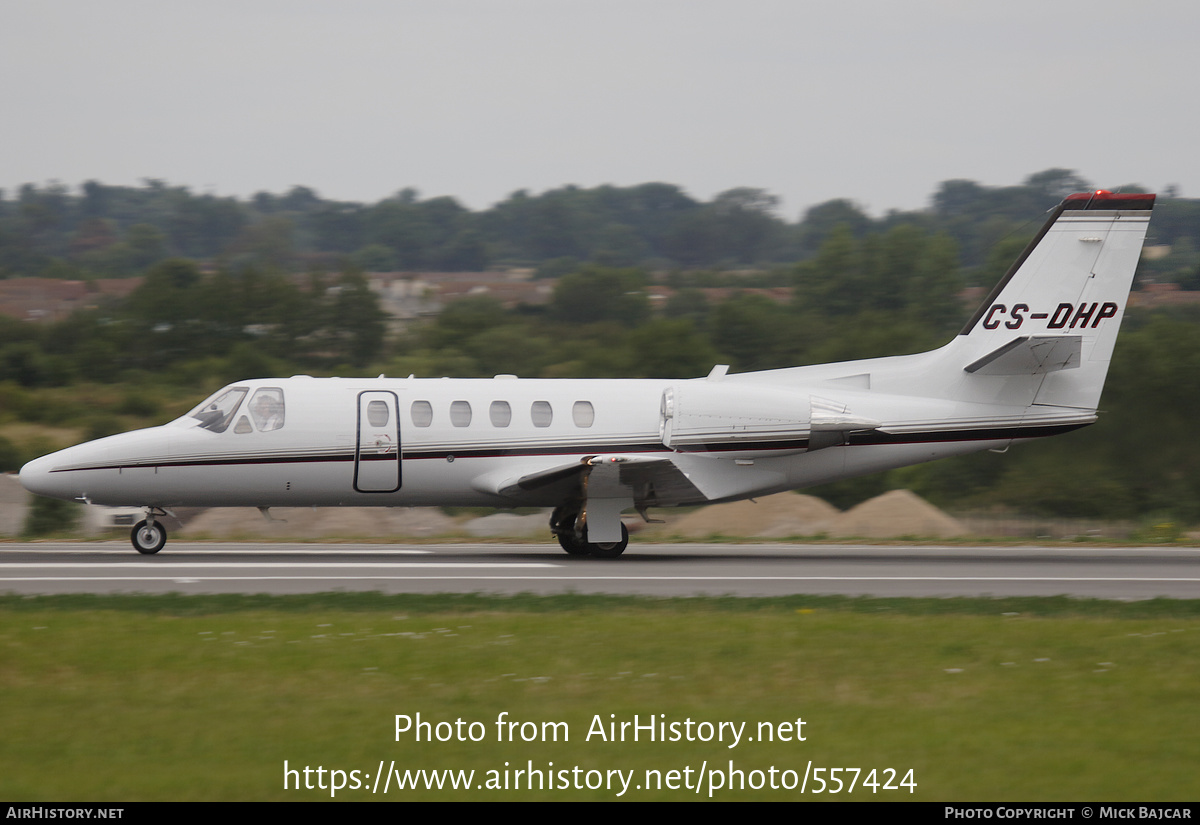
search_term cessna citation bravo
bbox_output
[20,191,1155,557]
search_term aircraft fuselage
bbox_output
[19,373,1067,511]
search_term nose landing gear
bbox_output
[131,519,166,554]
[130,508,173,554]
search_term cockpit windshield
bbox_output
[188,387,248,433]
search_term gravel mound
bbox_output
[665,493,841,538]
[830,489,966,538]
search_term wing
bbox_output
[469,454,709,507]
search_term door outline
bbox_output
[354,390,401,493]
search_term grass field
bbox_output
[1,593,1198,801]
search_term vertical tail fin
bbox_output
[956,191,1154,410]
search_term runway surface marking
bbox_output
[0,548,433,555]
[0,562,558,569]
[3,575,1197,582]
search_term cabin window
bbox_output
[411,400,433,427]
[190,387,248,433]
[489,400,512,427]
[450,400,472,427]
[366,400,390,428]
[572,401,595,428]
[248,388,285,431]
[531,400,553,427]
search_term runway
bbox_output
[2,542,1199,598]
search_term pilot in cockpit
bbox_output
[250,390,285,432]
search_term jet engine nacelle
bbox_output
[659,383,812,452]
[659,383,885,454]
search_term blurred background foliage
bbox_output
[2,169,1199,521]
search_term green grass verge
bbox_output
[2,593,1198,801]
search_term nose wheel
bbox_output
[131,519,167,555]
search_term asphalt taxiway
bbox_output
[1,542,1198,599]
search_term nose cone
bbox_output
[20,426,174,506]
[19,435,119,502]
[19,451,76,500]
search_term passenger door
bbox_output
[354,391,401,493]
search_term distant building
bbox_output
[1128,282,1200,308]
[0,277,142,322]
[365,271,554,324]
[645,285,792,308]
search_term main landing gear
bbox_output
[550,505,629,558]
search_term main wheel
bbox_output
[552,505,589,556]
[557,531,589,556]
[586,523,629,559]
[131,520,167,555]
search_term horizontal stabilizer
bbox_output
[964,335,1081,375]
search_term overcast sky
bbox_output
[2,0,1197,219]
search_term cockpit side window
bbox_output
[191,387,248,433]
[248,388,286,432]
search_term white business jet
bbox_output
[19,191,1154,557]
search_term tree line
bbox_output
[3,169,1198,286]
